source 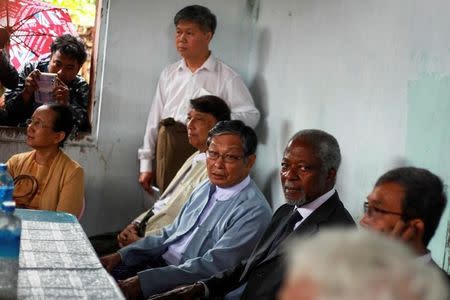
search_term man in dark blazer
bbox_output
[149,129,356,300]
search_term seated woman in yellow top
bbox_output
[7,103,84,218]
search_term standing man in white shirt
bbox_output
[139,5,260,194]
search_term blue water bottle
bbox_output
[0,163,14,207]
[0,201,21,299]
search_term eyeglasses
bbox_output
[206,150,245,163]
[26,118,52,129]
[363,202,403,218]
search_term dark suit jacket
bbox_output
[205,191,356,300]
[429,259,450,292]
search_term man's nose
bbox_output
[284,167,299,179]
[27,123,34,133]
[213,156,226,167]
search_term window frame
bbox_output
[0,0,110,148]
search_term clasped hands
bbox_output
[117,223,141,247]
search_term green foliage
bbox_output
[41,0,96,26]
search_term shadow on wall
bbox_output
[262,168,278,208]
[250,27,271,145]
[264,121,294,208]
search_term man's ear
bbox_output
[408,218,425,239]
[326,168,337,182]
[245,154,256,170]
[205,31,213,42]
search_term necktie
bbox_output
[268,210,303,253]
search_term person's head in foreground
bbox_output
[279,228,448,300]
[360,167,447,255]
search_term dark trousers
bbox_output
[89,231,121,256]
[111,256,168,280]
[89,212,153,257]
[110,258,167,300]
[155,118,196,194]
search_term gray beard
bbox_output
[285,194,318,207]
[286,196,309,207]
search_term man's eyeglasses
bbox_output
[206,150,245,163]
[363,202,403,218]
[26,118,52,130]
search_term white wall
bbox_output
[1,0,449,268]
[249,0,450,266]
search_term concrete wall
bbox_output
[0,0,449,267]
[0,0,257,237]
[249,0,450,266]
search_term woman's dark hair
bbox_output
[190,95,231,122]
[46,103,74,147]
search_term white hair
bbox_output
[283,228,448,300]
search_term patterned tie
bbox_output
[268,210,303,254]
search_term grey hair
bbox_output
[291,129,341,172]
[283,228,448,300]
[206,120,257,156]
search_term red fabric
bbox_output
[0,0,77,69]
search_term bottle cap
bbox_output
[1,200,16,212]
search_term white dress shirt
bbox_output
[293,188,336,230]
[162,176,251,265]
[138,54,260,172]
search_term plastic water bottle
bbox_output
[0,201,21,300]
[0,163,14,207]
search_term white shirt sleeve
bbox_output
[223,74,260,129]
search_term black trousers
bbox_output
[111,256,168,280]
[89,231,121,256]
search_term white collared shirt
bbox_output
[162,176,251,265]
[139,54,260,172]
[293,188,336,230]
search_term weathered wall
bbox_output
[1,0,449,267]
[249,0,450,266]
